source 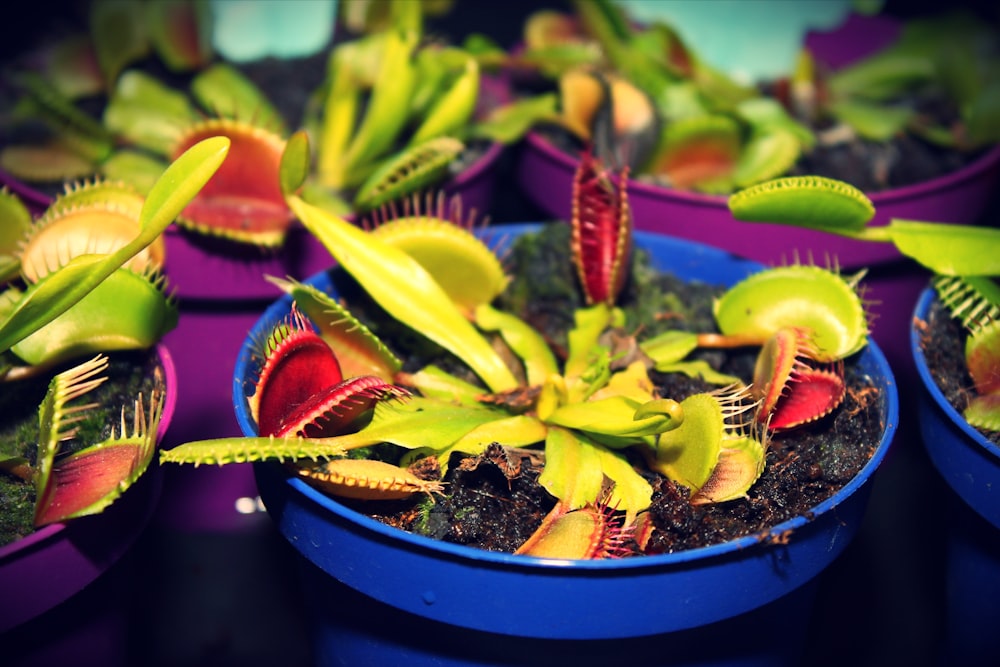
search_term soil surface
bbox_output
[319,223,886,556]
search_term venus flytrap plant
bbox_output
[0,0,212,185]
[785,10,1000,150]
[0,354,164,529]
[728,173,1000,433]
[496,3,999,196]
[0,136,229,542]
[0,136,229,362]
[161,135,873,559]
[299,1,534,216]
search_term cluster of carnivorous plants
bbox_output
[1,0,534,250]
[727,174,1000,433]
[162,131,873,560]
[481,0,1000,194]
[0,136,228,540]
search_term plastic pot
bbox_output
[912,286,1000,664]
[233,223,899,666]
[0,343,177,664]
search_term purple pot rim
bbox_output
[239,222,899,572]
[448,141,504,191]
[0,342,176,562]
[911,286,1000,459]
[526,132,1000,221]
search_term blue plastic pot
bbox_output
[234,224,898,666]
[912,286,1000,529]
[912,286,1000,664]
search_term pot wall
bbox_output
[911,286,1000,665]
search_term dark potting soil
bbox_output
[329,223,885,556]
[0,348,166,548]
[917,297,1000,447]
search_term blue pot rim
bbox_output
[235,223,899,572]
[911,286,1000,458]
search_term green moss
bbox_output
[410,495,438,537]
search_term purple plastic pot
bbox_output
[912,286,1000,663]
[153,305,273,533]
[0,343,176,664]
[234,223,898,666]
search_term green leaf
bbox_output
[538,426,606,511]
[886,220,1000,276]
[732,128,802,189]
[139,135,230,232]
[411,54,480,144]
[330,397,512,452]
[444,415,548,460]
[639,330,698,366]
[827,99,913,143]
[314,46,362,189]
[101,149,167,195]
[651,393,723,491]
[104,69,197,156]
[340,28,419,176]
[546,395,682,439]
[190,63,286,135]
[475,304,559,386]
[395,365,485,407]
[0,189,32,282]
[160,435,346,466]
[11,268,177,368]
[279,130,311,196]
[714,265,868,362]
[593,445,653,519]
[468,93,560,145]
[89,0,152,86]
[287,194,518,392]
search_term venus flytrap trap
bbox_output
[162,131,874,560]
[727,173,1000,433]
[0,136,229,543]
